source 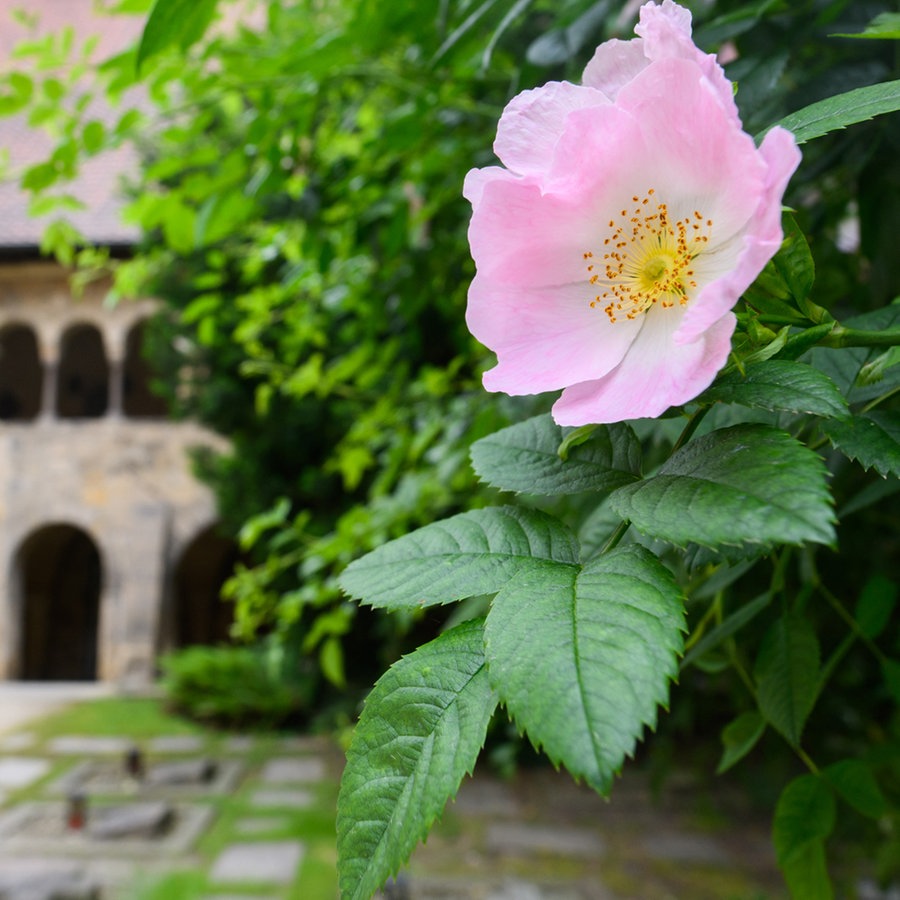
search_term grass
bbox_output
[25,696,206,740]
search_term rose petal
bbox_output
[493,81,610,177]
[581,38,649,99]
[635,0,737,121]
[468,277,642,394]
[551,309,735,425]
[466,176,599,288]
[676,125,801,344]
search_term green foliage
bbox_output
[773,775,836,899]
[485,544,684,793]
[339,506,580,610]
[754,613,821,746]
[159,643,315,729]
[608,425,835,549]
[698,360,848,418]
[768,78,900,144]
[470,413,641,495]
[136,0,219,72]
[336,619,496,900]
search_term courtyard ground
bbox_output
[0,684,792,899]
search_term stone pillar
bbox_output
[40,359,58,420]
[97,504,169,686]
[107,357,124,419]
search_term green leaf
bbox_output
[470,414,641,495]
[781,840,834,900]
[717,711,766,774]
[773,213,815,304]
[339,506,579,610]
[754,614,820,746]
[762,78,900,144]
[337,619,497,900]
[700,360,848,419]
[825,411,900,478]
[136,0,219,73]
[773,775,835,900]
[81,119,106,155]
[484,544,684,793]
[855,575,898,640]
[832,12,900,40]
[608,425,835,549]
[682,592,772,670]
[823,759,887,819]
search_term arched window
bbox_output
[167,525,238,650]
[123,320,168,418]
[0,323,43,421]
[56,323,109,418]
[16,523,102,681]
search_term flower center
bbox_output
[583,189,713,324]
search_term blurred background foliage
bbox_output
[2,0,900,883]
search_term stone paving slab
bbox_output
[0,858,101,900]
[454,777,521,817]
[0,732,35,752]
[47,736,133,755]
[640,831,730,865]
[404,876,614,900]
[147,735,206,753]
[259,756,326,783]
[249,787,314,809]
[0,757,50,789]
[485,823,606,858]
[209,840,305,885]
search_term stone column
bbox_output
[40,359,58,420]
[107,357,124,418]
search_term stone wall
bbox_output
[0,262,230,686]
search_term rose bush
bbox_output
[464,0,800,424]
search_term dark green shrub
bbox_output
[159,642,316,730]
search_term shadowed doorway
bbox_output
[17,524,101,680]
[169,526,237,649]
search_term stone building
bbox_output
[0,3,234,685]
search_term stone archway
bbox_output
[167,525,238,650]
[56,323,109,418]
[123,319,168,418]
[0,322,43,420]
[16,523,102,681]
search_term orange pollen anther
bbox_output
[585,189,712,324]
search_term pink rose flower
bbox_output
[464,0,801,425]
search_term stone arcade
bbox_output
[0,263,233,685]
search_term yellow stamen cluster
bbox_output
[583,189,713,324]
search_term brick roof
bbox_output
[0,1,145,249]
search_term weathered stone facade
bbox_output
[0,262,232,685]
